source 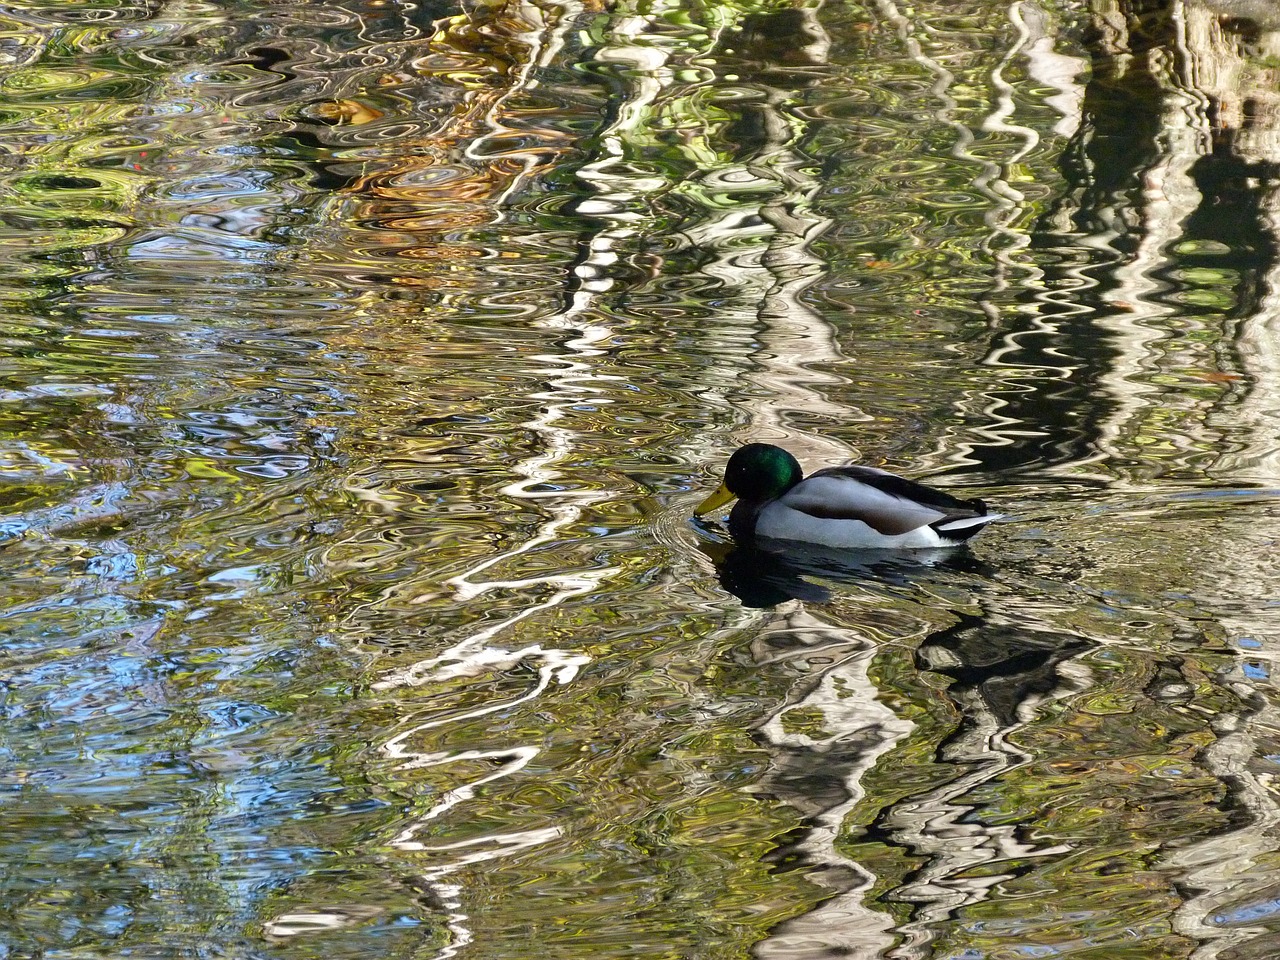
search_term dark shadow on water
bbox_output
[917,613,1095,728]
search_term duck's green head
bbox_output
[695,443,804,515]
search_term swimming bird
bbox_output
[694,443,1001,549]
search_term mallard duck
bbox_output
[695,443,1001,549]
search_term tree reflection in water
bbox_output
[3,1,1280,958]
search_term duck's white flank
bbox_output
[754,473,1002,548]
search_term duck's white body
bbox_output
[754,470,1002,548]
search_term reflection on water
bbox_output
[694,527,985,607]
[6,0,1280,958]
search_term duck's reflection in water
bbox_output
[694,523,990,608]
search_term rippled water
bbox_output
[4,0,1280,957]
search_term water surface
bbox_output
[3,1,1280,958]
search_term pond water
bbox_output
[4,0,1280,957]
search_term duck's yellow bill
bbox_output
[695,483,736,516]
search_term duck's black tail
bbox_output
[930,510,1003,544]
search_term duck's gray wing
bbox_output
[779,467,985,536]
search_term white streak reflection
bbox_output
[751,610,913,960]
